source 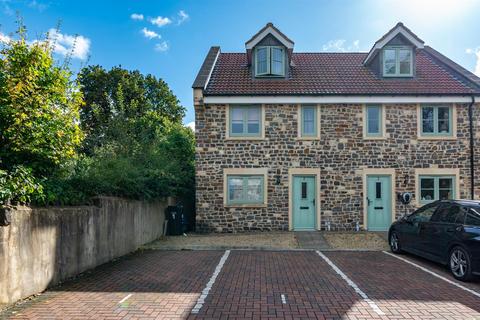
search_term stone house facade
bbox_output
[193,22,480,233]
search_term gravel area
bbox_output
[323,232,389,250]
[143,231,389,250]
[143,232,300,250]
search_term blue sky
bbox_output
[1,0,480,127]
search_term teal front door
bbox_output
[366,175,392,231]
[292,176,316,230]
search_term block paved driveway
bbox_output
[2,250,480,320]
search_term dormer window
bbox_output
[255,46,285,77]
[383,46,413,77]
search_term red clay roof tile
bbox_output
[204,50,479,96]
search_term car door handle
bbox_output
[447,226,463,233]
[300,206,309,210]
[374,206,383,210]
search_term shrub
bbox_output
[0,165,43,205]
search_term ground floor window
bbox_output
[227,175,264,205]
[419,175,455,204]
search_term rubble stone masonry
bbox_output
[195,102,480,232]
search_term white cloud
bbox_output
[150,16,172,27]
[466,47,480,76]
[130,13,144,21]
[154,41,169,52]
[322,39,360,52]
[48,29,91,60]
[177,10,189,25]
[186,121,195,131]
[28,0,47,11]
[0,32,11,43]
[141,27,161,40]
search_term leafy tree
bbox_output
[38,65,193,205]
[78,65,184,154]
[0,23,193,206]
[0,27,83,176]
[0,165,43,205]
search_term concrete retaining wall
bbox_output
[0,197,167,305]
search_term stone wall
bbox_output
[195,103,480,232]
[0,197,167,305]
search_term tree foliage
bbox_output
[0,29,83,175]
[38,66,194,205]
[0,165,43,205]
[78,65,184,154]
[0,24,194,207]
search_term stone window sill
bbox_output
[417,136,457,141]
[225,137,266,141]
[296,136,320,141]
[363,136,387,140]
[224,204,267,208]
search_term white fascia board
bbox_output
[245,26,294,49]
[364,26,424,64]
[203,95,479,104]
[204,49,220,90]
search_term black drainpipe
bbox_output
[468,96,476,199]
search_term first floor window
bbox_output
[227,175,264,205]
[421,105,453,136]
[300,105,317,137]
[365,105,382,137]
[229,105,261,137]
[419,175,455,204]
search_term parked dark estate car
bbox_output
[389,200,480,281]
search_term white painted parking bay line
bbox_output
[316,251,385,316]
[191,250,231,314]
[383,251,480,299]
[118,294,132,304]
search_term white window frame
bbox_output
[383,46,413,77]
[255,46,285,77]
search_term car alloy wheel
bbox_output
[390,232,401,253]
[449,247,471,281]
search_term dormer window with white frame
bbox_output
[255,46,285,77]
[383,46,413,77]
